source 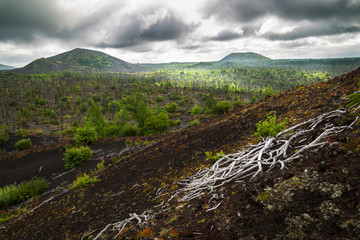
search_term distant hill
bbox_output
[220,52,271,62]
[11,48,144,74]
[0,64,15,70]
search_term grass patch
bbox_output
[0,178,49,209]
[63,146,93,169]
[15,138,32,151]
[71,173,99,190]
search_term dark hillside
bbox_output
[11,57,92,74]
[11,48,144,74]
[48,48,144,72]
[1,68,360,239]
[220,52,271,63]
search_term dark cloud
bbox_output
[204,0,360,23]
[208,29,243,41]
[264,22,360,41]
[0,0,125,43]
[203,0,360,40]
[279,40,312,49]
[98,10,198,49]
[203,0,266,23]
[0,0,63,42]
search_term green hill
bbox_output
[220,52,271,62]
[12,48,144,74]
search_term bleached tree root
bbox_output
[169,108,358,203]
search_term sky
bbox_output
[0,0,360,67]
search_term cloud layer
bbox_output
[0,0,359,67]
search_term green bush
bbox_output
[143,112,170,135]
[0,124,9,145]
[74,126,98,145]
[165,103,178,113]
[190,119,200,126]
[63,146,93,169]
[346,92,360,108]
[213,101,231,115]
[155,95,164,102]
[255,112,286,138]
[191,105,202,115]
[71,173,98,190]
[121,122,139,136]
[15,138,32,151]
[205,150,225,162]
[0,178,49,209]
[104,123,122,137]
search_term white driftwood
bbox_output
[169,109,357,203]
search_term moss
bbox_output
[319,201,341,220]
[135,227,153,239]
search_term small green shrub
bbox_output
[63,146,93,169]
[104,123,122,137]
[0,178,49,209]
[15,138,32,151]
[213,101,231,115]
[96,159,105,170]
[71,173,98,190]
[165,103,178,113]
[155,95,164,102]
[191,105,202,115]
[190,119,200,126]
[0,124,9,145]
[121,122,139,136]
[74,126,98,145]
[346,92,360,108]
[255,112,286,138]
[143,112,170,135]
[205,150,225,162]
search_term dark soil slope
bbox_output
[1,68,360,239]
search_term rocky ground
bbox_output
[0,68,359,239]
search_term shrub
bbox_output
[213,101,231,115]
[96,159,105,170]
[346,92,360,108]
[190,119,200,126]
[165,103,178,113]
[0,124,9,145]
[205,150,225,162]
[255,112,286,138]
[232,100,244,108]
[104,123,122,137]
[74,126,98,145]
[191,105,202,115]
[121,122,139,136]
[15,138,32,151]
[0,178,49,209]
[143,112,169,135]
[155,95,164,102]
[71,173,98,190]
[63,146,93,169]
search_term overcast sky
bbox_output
[1,0,360,67]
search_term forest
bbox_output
[0,65,337,144]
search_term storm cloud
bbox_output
[0,0,359,67]
[208,29,244,41]
[99,9,198,49]
[0,0,63,42]
[204,0,360,40]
